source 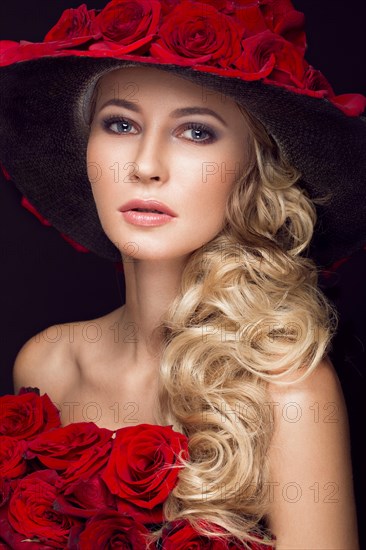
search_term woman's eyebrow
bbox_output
[171,107,227,127]
[98,98,228,127]
[98,98,140,113]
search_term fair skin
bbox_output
[13,67,359,548]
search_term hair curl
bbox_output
[148,104,337,548]
[87,80,337,547]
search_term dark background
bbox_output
[0,0,365,545]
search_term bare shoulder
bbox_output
[266,354,345,406]
[12,322,78,400]
[264,356,359,548]
[12,306,124,400]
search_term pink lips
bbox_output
[118,199,177,227]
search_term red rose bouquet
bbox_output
[0,387,274,548]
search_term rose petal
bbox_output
[330,93,366,117]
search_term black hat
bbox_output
[1,0,365,267]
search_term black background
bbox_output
[0,0,365,544]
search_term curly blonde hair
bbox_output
[86,79,337,547]
[145,104,338,547]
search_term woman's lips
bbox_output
[121,210,174,226]
[119,199,177,216]
[119,199,177,227]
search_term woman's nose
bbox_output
[129,130,168,186]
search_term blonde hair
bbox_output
[149,105,337,547]
[87,81,337,547]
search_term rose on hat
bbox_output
[1,0,364,115]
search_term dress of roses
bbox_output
[0,388,274,548]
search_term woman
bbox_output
[1,0,365,547]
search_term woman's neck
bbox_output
[116,257,187,370]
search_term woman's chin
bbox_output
[116,245,192,265]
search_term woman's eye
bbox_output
[102,116,137,135]
[179,123,216,144]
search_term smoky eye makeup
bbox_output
[101,115,137,135]
[177,122,217,144]
[100,114,219,145]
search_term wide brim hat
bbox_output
[0,0,365,269]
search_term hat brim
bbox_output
[1,55,365,266]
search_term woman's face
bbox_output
[87,66,250,262]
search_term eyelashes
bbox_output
[102,116,135,136]
[101,115,217,145]
[181,122,216,144]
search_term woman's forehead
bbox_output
[94,66,236,111]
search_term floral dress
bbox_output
[0,387,275,549]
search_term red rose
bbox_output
[76,510,153,549]
[0,500,56,550]
[161,520,214,549]
[329,93,366,117]
[90,0,160,54]
[26,422,113,485]
[161,520,271,549]
[0,41,19,66]
[160,520,231,549]
[236,30,306,88]
[0,437,27,480]
[54,475,117,519]
[195,0,235,14]
[234,3,268,39]
[0,41,62,67]
[259,0,306,52]
[1,30,99,67]
[0,388,60,440]
[44,4,96,42]
[0,517,56,549]
[150,1,242,67]
[302,65,334,97]
[116,498,162,524]
[160,0,242,16]
[101,424,189,523]
[160,0,183,16]
[7,470,80,547]
[0,479,13,510]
